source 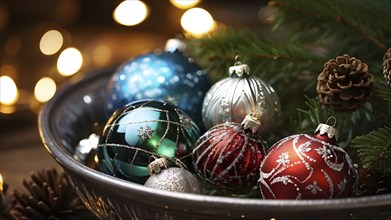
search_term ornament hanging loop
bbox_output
[174,159,188,170]
[229,55,250,77]
[234,55,241,66]
[326,116,337,127]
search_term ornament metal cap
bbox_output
[165,36,186,53]
[314,117,339,140]
[229,55,250,77]
[241,110,264,134]
[147,157,169,175]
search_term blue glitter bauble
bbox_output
[105,49,211,123]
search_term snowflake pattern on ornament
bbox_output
[305,181,322,194]
[276,152,290,167]
[259,134,357,199]
[137,125,154,141]
[316,145,331,159]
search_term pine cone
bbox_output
[9,169,96,220]
[356,168,391,196]
[317,54,373,111]
[1,181,13,219]
[383,48,391,86]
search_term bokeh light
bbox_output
[181,8,214,37]
[57,47,83,76]
[40,30,64,55]
[170,0,200,9]
[0,75,19,106]
[34,77,56,103]
[113,0,149,26]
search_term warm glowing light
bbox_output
[57,47,83,76]
[94,154,99,164]
[93,45,112,66]
[34,77,56,103]
[0,75,18,105]
[0,65,17,77]
[40,30,64,55]
[170,0,200,9]
[113,0,149,26]
[181,8,214,36]
[0,174,3,191]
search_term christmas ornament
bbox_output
[9,169,95,220]
[97,100,200,184]
[144,158,201,194]
[105,37,211,123]
[74,133,99,169]
[202,56,280,135]
[317,54,374,111]
[383,48,391,86]
[259,119,358,199]
[193,113,267,189]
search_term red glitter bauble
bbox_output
[192,123,267,189]
[259,124,358,199]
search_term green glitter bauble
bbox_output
[97,100,200,184]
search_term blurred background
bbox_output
[0,0,269,133]
[0,0,269,187]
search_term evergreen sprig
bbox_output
[290,96,333,134]
[352,125,391,175]
[271,0,391,56]
[187,28,325,84]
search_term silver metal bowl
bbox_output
[38,67,391,220]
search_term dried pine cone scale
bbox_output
[317,54,373,111]
[383,48,391,86]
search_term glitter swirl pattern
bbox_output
[259,134,358,199]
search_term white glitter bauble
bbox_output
[144,167,201,194]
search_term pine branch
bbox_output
[290,96,381,147]
[377,82,391,104]
[290,96,334,134]
[186,28,326,84]
[271,0,391,53]
[352,124,391,175]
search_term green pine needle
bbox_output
[352,125,391,175]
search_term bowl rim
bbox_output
[38,67,391,214]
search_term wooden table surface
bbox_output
[0,124,61,191]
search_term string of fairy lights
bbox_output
[0,0,217,115]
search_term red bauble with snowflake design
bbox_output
[193,122,267,189]
[259,123,358,199]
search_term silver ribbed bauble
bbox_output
[202,60,280,135]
